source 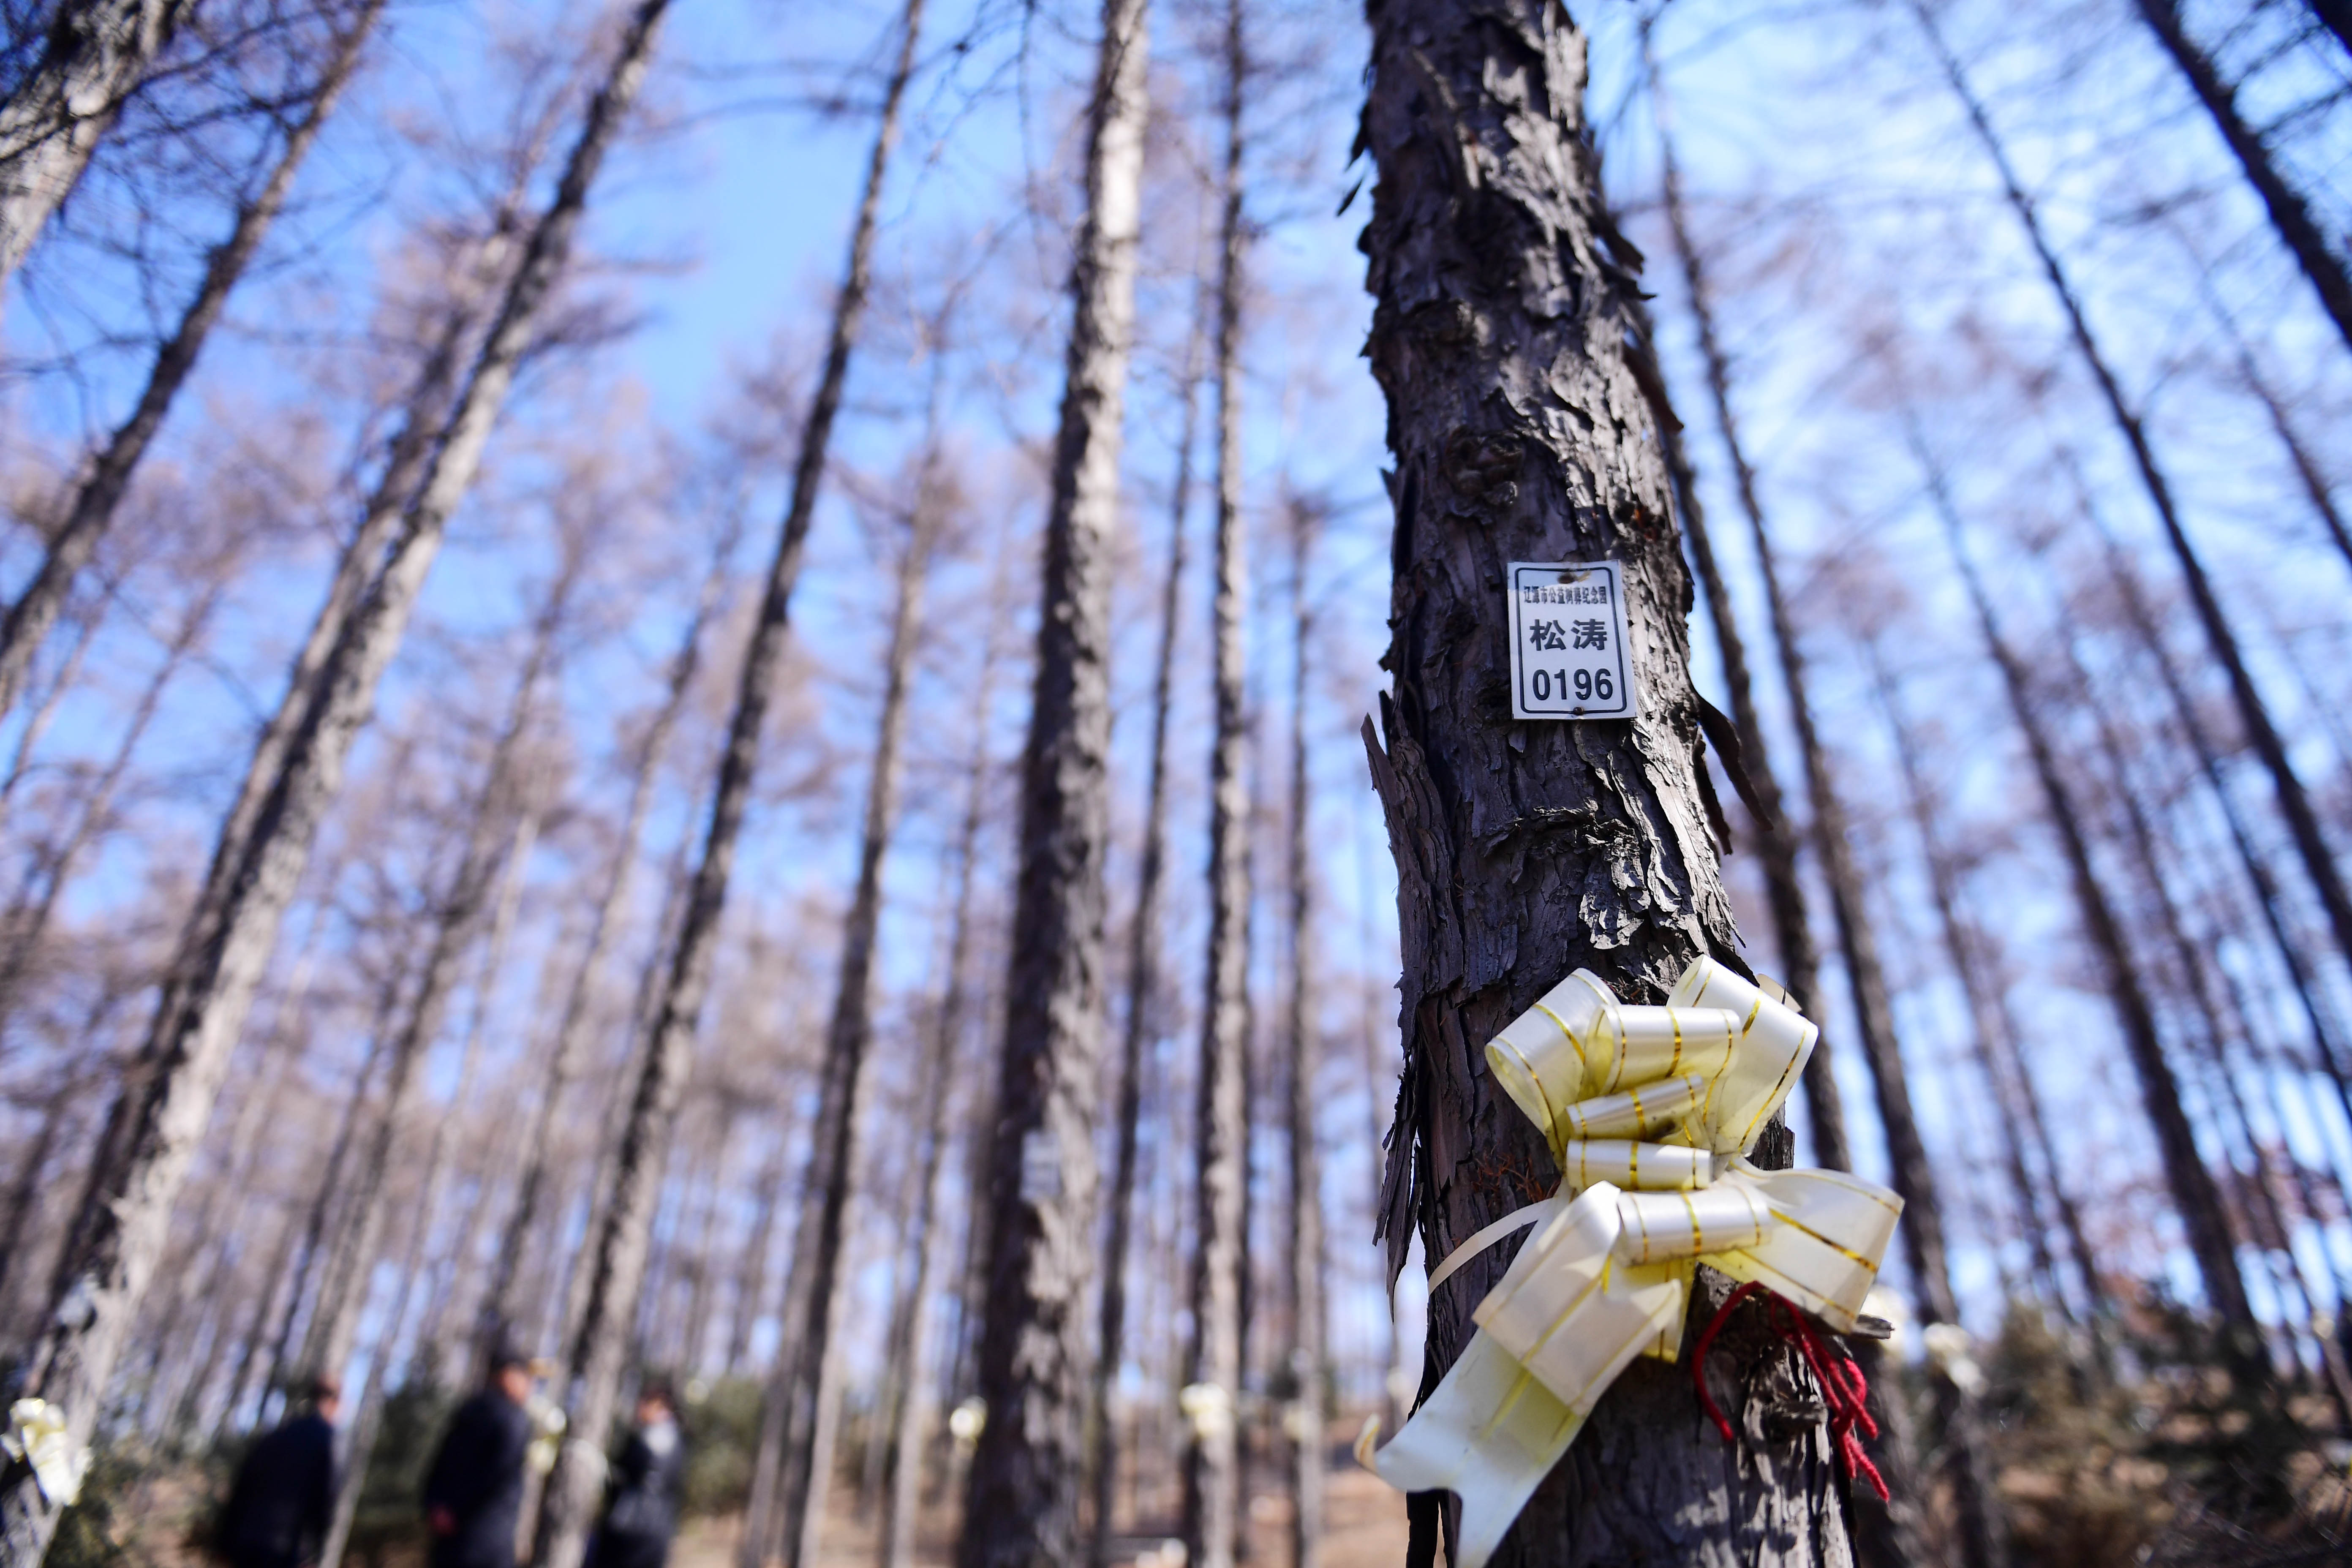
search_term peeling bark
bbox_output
[1356,3,1851,1561]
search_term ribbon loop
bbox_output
[1364,957,1903,1568]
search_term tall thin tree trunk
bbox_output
[1864,644,2111,1337]
[1924,449,2267,1389]
[1088,292,1200,1568]
[0,581,217,1028]
[0,8,666,1557]
[1648,83,1848,1175]
[1183,9,1250,1561]
[1911,1,2352,983]
[297,572,569,1390]
[878,633,999,1568]
[0,0,188,283]
[1281,499,1323,1568]
[0,607,98,817]
[956,0,1149,1558]
[0,0,381,721]
[534,7,900,1565]
[318,812,535,1568]
[474,517,733,1372]
[1356,3,1851,1560]
[771,477,941,1568]
[2078,499,2352,1146]
[2132,0,2352,354]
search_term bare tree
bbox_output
[954,0,1148,1557]
[1922,442,2268,1393]
[1280,495,1322,1568]
[2131,0,2352,356]
[1355,1,1850,1560]
[0,0,383,724]
[472,509,738,1375]
[1181,4,1250,1562]
[1910,2,2352,985]
[534,5,915,1564]
[1086,310,1197,1568]
[0,5,669,1556]
[0,0,190,282]
[767,455,945,1568]
[1648,90,1848,1173]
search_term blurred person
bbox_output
[423,1349,536,1568]
[590,1381,684,1568]
[218,1375,341,1568]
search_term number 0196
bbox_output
[1530,667,1613,704]
[1506,560,1635,720]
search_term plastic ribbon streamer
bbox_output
[1358,958,1903,1568]
[2,1397,88,1507]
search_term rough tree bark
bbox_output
[1282,497,1324,1568]
[1649,104,1847,1174]
[472,514,734,1374]
[1925,451,2268,1389]
[1182,6,1250,1561]
[2132,0,2352,355]
[0,0,382,723]
[1356,3,1851,1561]
[0,6,664,1558]
[531,4,897,1563]
[768,454,942,1568]
[955,0,1147,1558]
[1086,297,1199,1568]
[0,0,189,283]
[1911,2,2352,983]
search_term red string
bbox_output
[1689,1282,1891,1502]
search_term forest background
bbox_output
[0,0,2347,1564]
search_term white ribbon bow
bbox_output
[1360,957,1903,1568]
[3,1398,89,1507]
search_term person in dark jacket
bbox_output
[219,1376,341,1568]
[422,1352,536,1568]
[590,1383,684,1568]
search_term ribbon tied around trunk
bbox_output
[3,1398,88,1507]
[1358,957,1903,1568]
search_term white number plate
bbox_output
[1507,560,1635,720]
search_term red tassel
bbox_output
[1689,1282,1892,1503]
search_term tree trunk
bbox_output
[1356,4,1854,1561]
[0,6,665,1556]
[0,0,381,722]
[1088,285,1200,1568]
[1649,112,1848,1176]
[0,607,98,817]
[2132,0,2352,355]
[297,569,569,1390]
[771,463,941,1568]
[531,5,898,1563]
[1864,645,2112,1337]
[319,811,536,1568]
[955,0,1148,1558]
[1182,8,1250,1563]
[1910,1,2352,984]
[1925,453,2268,1389]
[2083,510,2352,1132]
[878,549,1003,1568]
[0,0,188,283]
[1282,499,1323,1568]
[2308,0,2352,57]
[473,517,732,1373]
[0,581,218,1029]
